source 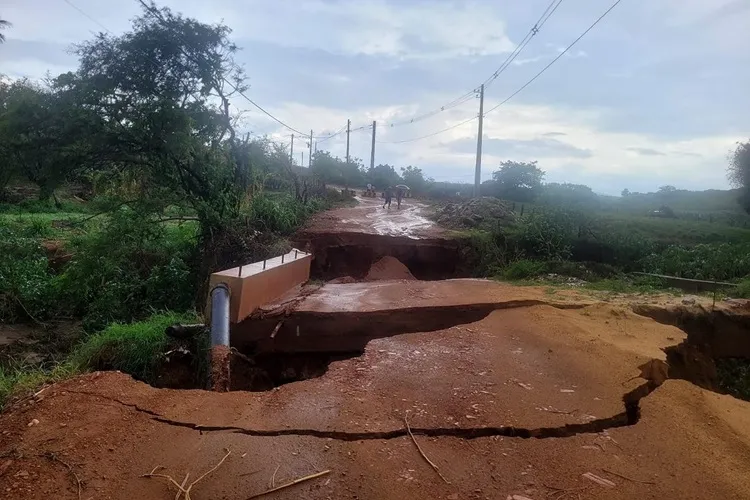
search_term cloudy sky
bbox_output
[1,0,748,194]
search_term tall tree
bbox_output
[400,165,427,194]
[488,160,545,202]
[728,140,750,212]
[61,3,248,221]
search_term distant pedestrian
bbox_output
[383,186,393,209]
[396,187,404,209]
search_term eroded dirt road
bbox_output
[2,197,750,499]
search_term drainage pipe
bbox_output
[210,283,230,347]
[209,283,231,392]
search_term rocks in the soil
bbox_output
[682,296,698,305]
[435,197,516,229]
[365,256,415,281]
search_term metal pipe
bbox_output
[281,253,285,264]
[263,259,267,270]
[210,283,230,347]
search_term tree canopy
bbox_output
[728,140,750,213]
[485,160,545,202]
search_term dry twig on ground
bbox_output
[43,452,82,500]
[404,413,450,484]
[600,467,656,485]
[142,448,231,500]
[245,469,331,499]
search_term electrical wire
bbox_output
[381,0,563,129]
[482,0,563,89]
[315,123,348,143]
[377,115,478,144]
[378,0,622,145]
[484,0,622,116]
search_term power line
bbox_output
[379,0,622,145]
[482,0,564,90]
[315,123,348,143]
[377,115,478,144]
[62,0,112,34]
[484,0,622,116]
[381,0,563,129]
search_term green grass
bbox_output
[1,311,202,410]
[598,213,750,245]
[0,362,80,411]
[69,311,201,382]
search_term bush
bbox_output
[502,259,546,280]
[734,279,750,298]
[56,208,199,330]
[640,243,750,281]
[0,222,57,321]
[514,209,576,260]
[69,311,200,383]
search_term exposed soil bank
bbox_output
[632,303,750,397]
[293,231,469,280]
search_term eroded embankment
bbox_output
[293,231,470,280]
[632,304,750,397]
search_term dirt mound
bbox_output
[435,197,515,229]
[365,256,415,281]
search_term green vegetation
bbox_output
[1,312,199,409]
[0,4,355,406]
[69,312,201,383]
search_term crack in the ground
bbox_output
[64,382,656,442]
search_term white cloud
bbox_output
[2,0,516,60]
[257,95,740,193]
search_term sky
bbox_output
[1,0,748,195]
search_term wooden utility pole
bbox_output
[301,151,304,167]
[369,121,376,171]
[345,119,351,165]
[290,134,294,163]
[309,129,313,168]
[474,84,484,198]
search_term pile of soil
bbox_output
[364,256,415,281]
[435,197,515,229]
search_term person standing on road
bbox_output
[383,186,393,209]
[396,187,405,209]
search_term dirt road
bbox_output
[302,195,447,239]
[2,197,750,499]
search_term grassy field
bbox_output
[598,213,750,245]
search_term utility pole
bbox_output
[314,141,318,154]
[290,134,294,163]
[345,119,351,166]
[301,151,304,167]
[369,121,376,171]
[474,84,484,198]
[309,129,313,168]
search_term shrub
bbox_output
[0,222,57,321]
[56,208,199,330]
[69,311,200,383]
[640,243,750,281]
[734,279,750,299]
[514,209,576,260]
[503,259,546,280]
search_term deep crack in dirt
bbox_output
[65,378,657,442]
